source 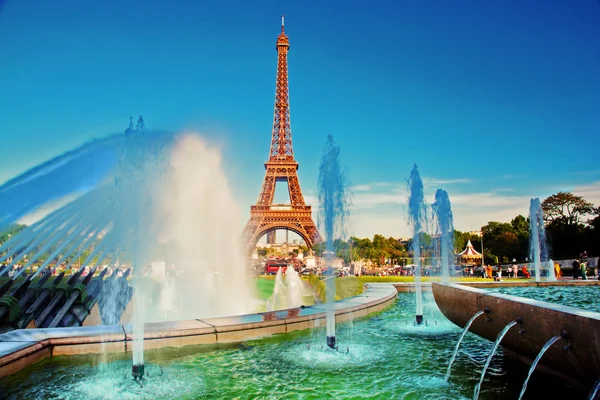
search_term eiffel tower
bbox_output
[243,16,321,253]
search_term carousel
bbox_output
[458,239,482,265]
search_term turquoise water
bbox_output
[0,293,574,399]
[488,285,600,313]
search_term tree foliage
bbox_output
[313,235,408,265]
[0,224,26,245]
[540,193,597,258]
[542,192,594,226]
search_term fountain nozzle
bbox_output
[484,307,492,322]
[132,364,145,381]
[415,315,424,325]
[326,336,336,349]
[560,330,569,339]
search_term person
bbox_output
[554,261,562,279]
[581,260,588,280]
[510,263,517,279]
[494,264,502,281]
[573,259,580,280]
[482,264,488,278]
[487,265,494,280]
[521,264,530,279]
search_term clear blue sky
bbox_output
[1,0,599,237]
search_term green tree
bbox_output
[482,221,522,262]
[542,192,594,226]
[510,215,529,259]
[0,223,27,247]
[542,193,596,259]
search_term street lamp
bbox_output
[7,234,11,263]
[480,235,484,266]
[348,239,354,275]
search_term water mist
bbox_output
[0,128,256,382]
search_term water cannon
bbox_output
[85,267,109,300]
[26,272,66,313]
[18,272,66,329]
[0,277,14,298]
[19,270,54,308]
[96,267,109,280]
[47,266,98,328]
[0,293,19,323]
[0,271,36,322]
[73,266,99,302]
[120,268,132,280]
[8,271,55,324]
[34,269,85,328]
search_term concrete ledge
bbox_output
[0,284,397,379]
[461,280,600,289]
[391,282,432,292]
[389,279,600,292]
[432,282,600,386]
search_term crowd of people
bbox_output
[572,251,592,280]
[462,250,596,281]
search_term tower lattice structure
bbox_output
[243,17,322,253]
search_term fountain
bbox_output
[518,332,567,400]
[445,309,487,381]
[473,318,522,400]
[408,164,426,324]
[432,189,455,284]
[1,126,593,398]
[529,198,554,281]
[285,266,303,309]
[131,283,145,382]
[266,266,305,311]
[590,380,600,400]
[266,268,285,311]
[0,127,256,381]
[317,135,349,349]
[547,259,557,281]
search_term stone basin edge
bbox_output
[0,283,397,378]
[431,282,600,388]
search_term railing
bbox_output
[250,205,312,211]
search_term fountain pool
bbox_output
[0,292,574,399]
[487,285,600,313]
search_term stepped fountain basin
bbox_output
[432,282,600,388]
[0,284,396,378]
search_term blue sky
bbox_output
[1,0,599,238]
